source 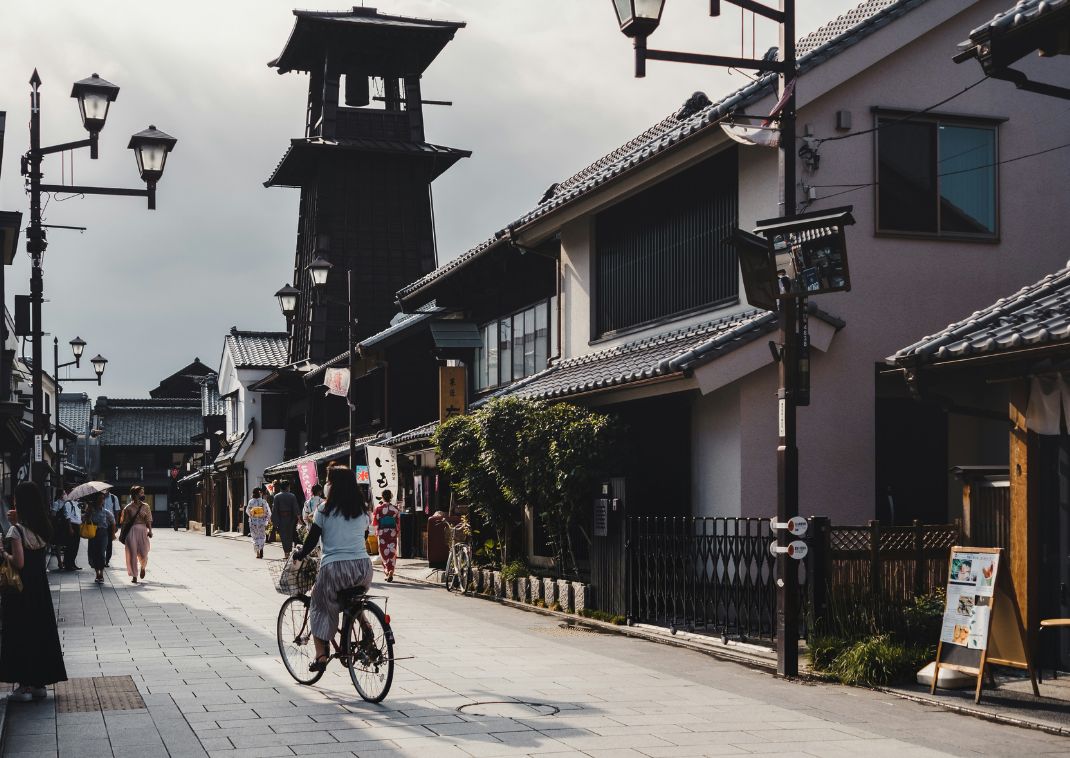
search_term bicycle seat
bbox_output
[337,586,368,604]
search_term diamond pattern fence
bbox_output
[615,516,960,646]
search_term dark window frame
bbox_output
[873,108,1003,242]
[473,298,554,393]
[591,149,740,340]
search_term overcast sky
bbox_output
[0,0,861,398]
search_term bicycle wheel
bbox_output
[344,601,394,703]
[277,595,323,685]
[445,550,460,592]
[457,546,473,595]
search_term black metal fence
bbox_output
[625,516,809,642]
[591,514,959,647]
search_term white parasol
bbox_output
[66,481,113,501]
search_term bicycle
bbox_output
[443,521,472,594]
[272,562,396,702]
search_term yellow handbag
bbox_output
[0,560,22,593]
[80,522,97,539]
[366,534,379,555]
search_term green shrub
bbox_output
[807,635,850,672]
[499,560,527,583]
[548,602,562,612]
[828,634,929,687]
[901,589,945,646]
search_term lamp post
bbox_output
[22,69,176,490]
[610,0,801,675]
[52,336,107,492]
[276,257,358,469]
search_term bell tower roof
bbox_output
[269,6,466,76]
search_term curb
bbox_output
[874,685,1070,738]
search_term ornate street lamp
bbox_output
[308,255,333,289]
[611,0,665,37]
[70,74,119,157]
[274,283,300,319]
[69,336,86,366]
[128,125,177,208]
[90,354,108,383]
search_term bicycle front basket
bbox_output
[269,556,319,596]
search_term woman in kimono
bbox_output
[245,488,271,559]
[372,489,400,582]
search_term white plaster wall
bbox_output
[559,219,591,357]
[691,384,742,518]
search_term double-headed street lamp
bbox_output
[609,0,805,677]
[22,69,176,488]
[53,336,107,491]
[275,255,358,469]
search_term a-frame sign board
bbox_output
[930,547,1039,704]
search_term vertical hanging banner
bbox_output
[439,365,466,423]
[324,368,350,398]
[366,444,398,506]
[296,459,318,500]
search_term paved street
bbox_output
[3,530,1069,758]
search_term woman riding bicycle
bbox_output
[291,465,372,673]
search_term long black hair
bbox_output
[322,465,369,520]
[14,481,52,542]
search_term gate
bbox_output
[626,516,811,643]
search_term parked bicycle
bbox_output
[270,558,395,702]
[444,520,472,594]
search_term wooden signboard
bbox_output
[438,365,466,423]
[930,546,1038,703]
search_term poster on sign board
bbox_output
[365,445,398,506]
[939,550,998,650]
[296,459,318,501]
[355,465,370,484]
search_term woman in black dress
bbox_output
[1,482,67,701]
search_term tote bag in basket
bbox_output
[271,556,319,596]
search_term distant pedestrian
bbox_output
[0,482,67,701]
[61,496,82,572]
[84,494,115,585]
[271,480,300,560]
[103,490,120,566]
[121,486,152,584]
[246,489,271,559]
[373,489,400,582]
[303,484,323,527]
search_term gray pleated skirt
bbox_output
[309,558,373,640]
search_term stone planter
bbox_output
[572,582,589,613]
[504,577,518,601]
[556,579,573,612]
[529,577,543,605]
[517,577,532,604]
[542,577,557,607]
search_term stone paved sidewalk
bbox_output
[5,530,1070,757]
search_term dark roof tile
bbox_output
[98,401,202,448]
[226,330,289,369]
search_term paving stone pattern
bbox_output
[5,531,1070,757]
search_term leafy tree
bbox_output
[434,413,519,566]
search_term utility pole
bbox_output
[28,72,46,491]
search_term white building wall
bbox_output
[691,384,741,519]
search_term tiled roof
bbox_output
[201,376,225,417]
[225,329,288,369]
[262,434,383,477]
[396,0,930,303]
[968,0,1069,37]
[58,393,92,434]
[890,264,1070,366]
[483,305,844,403]
[97,400,202,448]
[382,421,438,449]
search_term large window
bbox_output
[474,297,556,392]
[594,149,739,338]
[876,115,998,238]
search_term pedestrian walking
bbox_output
[84,494,115,584]
[61,496,82,572]
[121,486,152,584]
[271,480,300,559]
[246,489,271,559]
[103,490,120,566]
[302,484,323,527]
[292,465,373,672]
[0,482,68,701]
[372,489,400,582]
